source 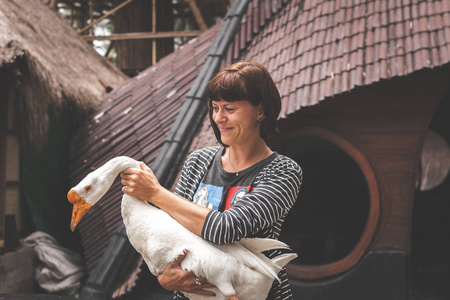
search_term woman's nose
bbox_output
[214,109,225,123]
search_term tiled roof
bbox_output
[68,24,220,272]
[190,0,450,152]
[243,0,450,117]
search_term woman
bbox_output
[120,61,302,300]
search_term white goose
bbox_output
[68,156,297,300]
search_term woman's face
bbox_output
[211,100,263,147]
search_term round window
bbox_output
[271,127,380,279]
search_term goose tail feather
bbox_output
[271,253,298,268]
[238,237,292,253]
[236,238,298,283]
[226,243,282,282]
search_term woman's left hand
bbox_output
[120,162,161,202]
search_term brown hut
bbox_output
[0,0,127,258]
[68,0,450,299]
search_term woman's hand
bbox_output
[120,162,161,202]
[158,250,216,296]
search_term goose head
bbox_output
[68,156,139,231]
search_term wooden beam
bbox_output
[81,30,202,41]
[186,0,207,32]
[78,0,134,34]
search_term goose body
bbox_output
[68,156,297,300]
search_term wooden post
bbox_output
[0,74,7,241]
[186,0,207,32]
[152,0,157,65]
[49,0,58,10]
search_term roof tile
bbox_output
[380,4,388,26]
[325,72,334,98]
[379,56,389,79]
[437,31,449,63]
[310,81,319,104]
[411,3,419,19]
[431,47,440,67]
[260,1,266,27]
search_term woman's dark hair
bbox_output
[207,61,281,145]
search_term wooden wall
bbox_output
[275,66,450,278]
[0,72,21,244]
[115,0,174,76]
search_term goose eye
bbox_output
[85,185,92,192]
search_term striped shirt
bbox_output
[173,146,303,300]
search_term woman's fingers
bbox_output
[119,164,162,201]
[171,250,188,267]
[189,288,216,296]
[185,275,216,296]
[121,167,138,176]
[196,276,215,287]
[139,161,152,172]
[195,282,215,289]
[161,250,216,296]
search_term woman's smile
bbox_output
[219,126,233,132]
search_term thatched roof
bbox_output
[0,0,127,149]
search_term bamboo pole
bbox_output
[81,30,202,41]
[78,0,134,34]
[186,0,207,32]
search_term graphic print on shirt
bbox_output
[224,186,252,210]
[193,183,221,210]
[194,183,253,211]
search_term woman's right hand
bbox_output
[157,250,216,296]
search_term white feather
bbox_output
[238,237,293,253]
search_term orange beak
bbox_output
[68,189,92,232]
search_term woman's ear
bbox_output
[257,104,265,121]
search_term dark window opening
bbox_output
[273,136,370,266]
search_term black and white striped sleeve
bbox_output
[174,147,219,201]
[174,154,194,199]
[201,157,302,244]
